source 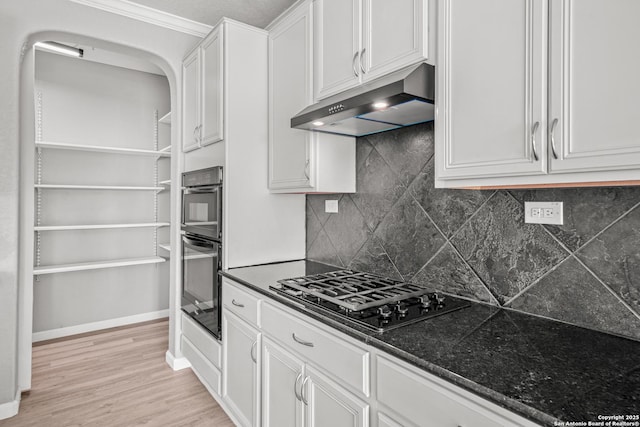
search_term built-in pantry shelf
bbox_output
[34,222,170,231]
[158,243,171,252]
[35,141,171,157]
[33,256,167,275]
[35,184,165,191]
[159,180,171,186]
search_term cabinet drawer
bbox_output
[181,313,221,368]
[181,335,222,396]
[262,301,369,397]
[376,355,537,427]
[222,279,260,326]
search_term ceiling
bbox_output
[126,0,299,29]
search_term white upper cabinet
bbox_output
[314,0,430,101]
[435,0,548,181]
[182,50,200,152]
[268,0,356,193]
[436,0,640,188]
[200,29,224,146]
[182,27,223,152]
[548,0,640,174]
[362,0,429,81]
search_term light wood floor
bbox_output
[1,319,235,427]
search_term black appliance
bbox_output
[271,269,470,333]
[181,166,223,339]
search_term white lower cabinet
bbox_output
[305,364,369,427]
[375,355,540,427]
[180,314,222,396]
[222,310,261,427]
[261,336,369,427]
[262,337,305,427]
[213,279,541,427]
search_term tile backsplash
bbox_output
[306,122,640,341]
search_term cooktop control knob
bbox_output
[419,295,432,309]
[432,293,446,305]
[377,305,393,319]
[396,302,409,316]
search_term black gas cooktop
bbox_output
[270,269,470,333]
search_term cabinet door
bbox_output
[269,1,314,191]
[361,0,428,81]
[222,310,260,427]
[435,0,548,180]
[549,0,640,173]
[304,365,369,427]
[314,0,361,100]
[200,27,224,146]
[182,49,200,152]
[262,337,305,427]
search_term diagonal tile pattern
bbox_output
[451,192,569,303]
[307,123,640,341]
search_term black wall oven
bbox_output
[181,166,222,339]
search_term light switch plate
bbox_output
[325,200,339,213]
[524,201,563,225]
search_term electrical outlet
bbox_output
[325,200,339,213]
[524,201,563,225]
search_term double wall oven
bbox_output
[181,166,223,339]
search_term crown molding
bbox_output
[69,0,213,38]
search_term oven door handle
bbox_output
[182,235,216,249]
[183,186,221,194]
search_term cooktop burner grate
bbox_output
[271,269,471,333]
[276,270,434,311]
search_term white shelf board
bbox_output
[159,145,172,153]
[158,111,171,125]
[159,180,171,186]
[35,184,165,191]
[158,243,171,251]
[36,141,171,157]
[34,222,170,231]
[33,256,166,275]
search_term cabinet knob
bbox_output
[294,372,303,401]
[352,51,360,77]
[292,333,314,347]
[531,121,540,161]
[360,48,366,74]
[301,375,310,405]
[250,340,257,363]
[550,118,559,159]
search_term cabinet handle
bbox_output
[550,118,559,160]
[360,48,366,74]
[250,341,257,363]
[304,159,310,180]
[531,121,540,161]
[301,376,310,405]
[352,51,360,77]
[231,299,245,308]
[292,333,314,347]
[294,372,303,401]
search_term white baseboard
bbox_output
[0,390,21,420]
[32,310,170,342]
[165,350,191,371]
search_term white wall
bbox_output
[32,51,170,337]
[0,0,201,415]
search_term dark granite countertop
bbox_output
[221,260,640,427]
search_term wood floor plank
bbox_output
[1,320,235,427]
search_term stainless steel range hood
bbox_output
[291,63,435,137]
